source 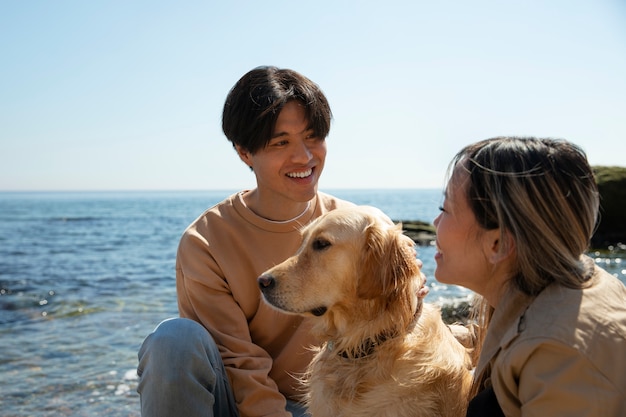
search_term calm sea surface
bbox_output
[1,190,624,416]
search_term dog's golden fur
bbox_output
[259,206,472,417]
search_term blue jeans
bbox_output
[137,318,309,417]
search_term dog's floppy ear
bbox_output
[357,224,418,299]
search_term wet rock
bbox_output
[397,220,436,246]
[592,166,626,248]
[440,300,472,325]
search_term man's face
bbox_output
[236,100,327,210]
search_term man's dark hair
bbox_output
[222,66,332,154]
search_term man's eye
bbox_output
[312,238,331,250]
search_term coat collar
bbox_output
[474,286,535,385]
[474,256,600,388]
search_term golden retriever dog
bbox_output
[258,206,473,417]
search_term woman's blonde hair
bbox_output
[451,136,599,296]
[451,137,600,397]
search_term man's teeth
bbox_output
[287,169,312,178]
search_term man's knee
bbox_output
[138,318,219,382]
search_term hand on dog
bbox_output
[416,258,429,299]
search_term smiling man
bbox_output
[137,66,354,417]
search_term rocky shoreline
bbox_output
[439,300,472,325]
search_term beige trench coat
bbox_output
[473,258,626,416]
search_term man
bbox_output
[137,66,354,417]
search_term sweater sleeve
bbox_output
[176,229,292,417]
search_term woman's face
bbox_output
[433,165,502,298]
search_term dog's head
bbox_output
[258,206,423,337]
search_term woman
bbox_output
[433,137,626,416]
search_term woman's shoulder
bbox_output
[518,267,626,350]
[497,269,626,401]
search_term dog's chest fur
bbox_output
[304,304,472,417]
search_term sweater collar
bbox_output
[233,191,318,233]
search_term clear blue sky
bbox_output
[1,0,625,191]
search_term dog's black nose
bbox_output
[258,274,275,290]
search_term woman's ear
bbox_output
[235,145,253,169]
[485,229,515,264]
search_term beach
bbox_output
[1,189,624,416]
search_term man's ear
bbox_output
[485,228,515,264]
[234,145,253,169]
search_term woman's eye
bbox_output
[438,206,446,213]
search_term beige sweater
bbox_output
[176,191,354,417]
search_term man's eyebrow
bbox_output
[270,126,315,139]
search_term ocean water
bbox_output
[1,189,624,417]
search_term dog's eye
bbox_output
[312,238,331,251]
